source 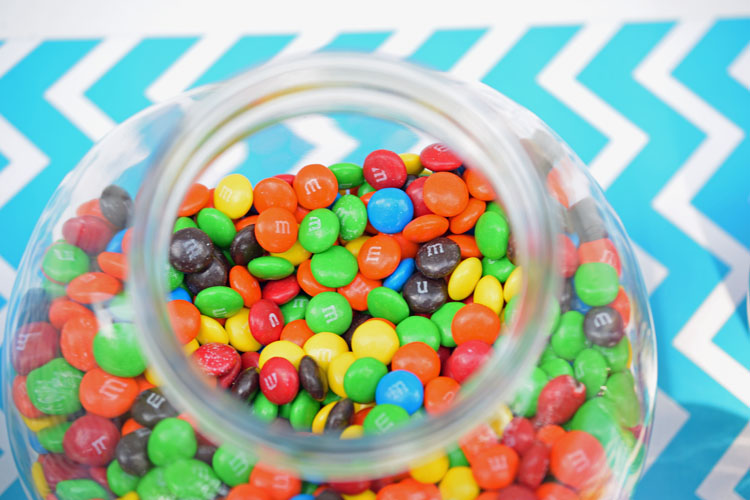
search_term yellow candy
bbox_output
[410,451,450,484]
[226,308,261,352]
[183,339,200,355]
[447,257,482,301]
[258,340,305,369]
[344,236,370,257]
[144,367,161,386]
[118,492,140,500]
[328,352,356,397]
[214,173,253,219]
[272,240,312,267]
[312,401,338,434]
[196,315,229,344]
[21,414,64,432]
[627,336,633,368]
[303,332,349,371]
[488,403,514,437]
[343,490,376,500]
[32,461,50,497]
[351,320,399,364]
[340,424,364,439]
[503,266,522,302]
[473,275,504,315]
[439,466,479,500]
[354,402,372,413]
[399,153,423,175]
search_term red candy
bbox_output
[517,440,550,489]
[501,417,535,456]
[62,215,115,255]
[419,143,462,172]
[39,453,89,488]
[259,357,299,405]
[62,414,120,466]
[241,351,261,371]
[363,149,407,190]
[329,479,371,495]
[249,299,284,345]
[193,342,241,377]
[11,321,58,375]
[559,234,579,278]
[405,176,432,218]
[444,340,492,383]
[496,484,537,500]
[533,375,586,427]
[262,275,300,305]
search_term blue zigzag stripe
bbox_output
[406,28,487,71]
[0,41,99,267]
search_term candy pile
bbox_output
[11,144,641,500]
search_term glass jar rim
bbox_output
[129,53,561,477]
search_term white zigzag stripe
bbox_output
[0,115,49,210]
[637,21,750,419]
[645,389,690,471]
[45,37,141,141]
[537,22,649,191]
[450,25,527,81]
[728,42,750,91]
[0,39,39,77]
[697,421,750,500]
[376,27,434,58]
[631,242,668,295]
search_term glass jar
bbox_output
[2,54,656,500]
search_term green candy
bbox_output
[367,287,409,324]
[395,316,441,351]
[299,209,340,253]
[363,404,410,434]
[38,421,71,453]
[333,195,368,241]
[475,211,509,259]
[540,357,574,378]
[574,348,609,399]
[481,257,515,283]
[302,482,319,495]
[196,208,236,248]
[173,216,197,232]
[222,249,236,266]
[252,393,279,422]
[147,418,198,467]
[503,295,519,326]
[539,344,559,364]
[248,256,295,280]
[213,444,256,487]
[310,246,358,287]
[56,479,109,500]
[279,294,310,323]
[357,181,375,196]
[447,446,469,468]
[604,371,640,428]
[305,291,352,334]
[43,278,67,298]
[108,292,134,321]
[107,459,140,497]
[329,162,364,189]
[430,302,465,348]
[164,459,221,500]
[289,390,321,431]
[194,286,244,318]
[279,400,293,419]
[26,358,83,415]
[167,265,184,291]
[137,467,176,500]
[323,391,342,405]
[93,322,147,377]
[551,311,587,360]
[42,242,89,283]
[485,201,508,221]
[574,262,619,306]
[595,336,630,372]
[344,357,388,403]
[569,398,631,464]
[510,367,548,418]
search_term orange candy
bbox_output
[254,207,298,253]
[610,287,631,327]
[376,483,407,500]
[76,198,107,220]
[178,183,211,216]
[253,177,298,213]
[280,320,315,347]
[121,228,133,254]
[78,368,139,418]
[391,342,441,385]
[537,482,580,500]
[537,425,566,448]
[470,444,519,490]
[293,205,311,224]
[96,252,126,280]
[402,215,449,243]
[450,198,486,234]
[423,376,460,415]
[48,297,94,329]
[447,234,482,258]
[392,232,419,259]
[293,164,338,210]
[60,314,98,371]
[229,266,262,308]
[549,430,608,491]
[451,303,500,345]
[297,260,335,296]
[399,478,440,500]
[423,172,469,217]
[235,215,259,232]
[338,273,381,311]
[226,484,272,500]
[12,376,44,418]
[167,300,201,345]
[249,463,301,500]
[463,168,496,201]
[67,272,122,304]
[357,234,401,280]
[121,418,144,436]
[459,423,499,464]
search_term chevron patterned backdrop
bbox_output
[0,10,749,500]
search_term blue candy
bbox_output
[28,431,47,454]
[375,370,424,415]
[366,188,413,234]
[290,496,315,500]
[169,287,192,302]
[383,258,415,292]
[106,228,128,253]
